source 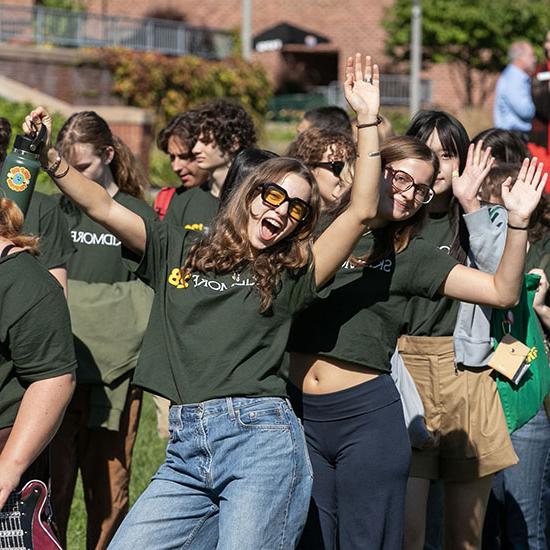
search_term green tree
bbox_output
[384,0,550,107]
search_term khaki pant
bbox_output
[398,335,518,481]
[50,384,142,550]
[152,394,170,440]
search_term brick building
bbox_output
[77,0,493,113]
[0,0,499,130]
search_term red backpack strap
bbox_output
[153,187,177,220]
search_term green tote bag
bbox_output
[491,273,550,433]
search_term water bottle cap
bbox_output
[13,134,42,155]
[13,124,47,154]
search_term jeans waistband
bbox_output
[169,396,292,421]
[287,374,399,421]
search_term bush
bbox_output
[100,49,272,129]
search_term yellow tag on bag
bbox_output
[489,333,532,384]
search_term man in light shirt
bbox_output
[494,41,537,138]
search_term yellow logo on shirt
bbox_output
[184,223,205,232]
[168,268,191,289]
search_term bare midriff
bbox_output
[289,352,380,395]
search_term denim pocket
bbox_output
[236,401,290,430]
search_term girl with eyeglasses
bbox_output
[288,127,356,210]
[287,131,546,549]
[22,54,382,549]
[400,111,523,550]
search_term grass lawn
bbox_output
[66,392,167,549]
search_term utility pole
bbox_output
[241,0,252,60]
[410,0,422,115]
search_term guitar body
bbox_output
[0,480,62,549]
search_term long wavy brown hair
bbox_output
[56,111,147,200]
[0,198,39,254]
[184,157,320,313]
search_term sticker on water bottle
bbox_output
[6,166,31,192]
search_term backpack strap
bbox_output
[153,187,177,220]
[0,244,17,258]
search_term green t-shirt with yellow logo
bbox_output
[288,231,458,373]
[60,191,157,284]
[401,211,460,336]
[0,251,77,429]
[23,191,75,270]
[126,219,322,404]
[163,185,219,234]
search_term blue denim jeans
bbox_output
[483,406,550,549]
[108,397,313,550]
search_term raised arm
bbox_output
[313,54,381,287]
[441,157,547,307]
[23,108,147,255]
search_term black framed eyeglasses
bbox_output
[386,166,434,205]
[310,161,345,178]
[258,183,311,222]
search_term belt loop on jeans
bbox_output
[226,397,236,419]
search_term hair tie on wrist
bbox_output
[356,115,383,129]
[507,222,529,231]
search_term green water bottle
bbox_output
[0,124,46,216]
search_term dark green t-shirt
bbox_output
[526,236,550,281]
[60,191,157,284]
[127,219,322,404]
[288,232,458,373]
[401,211,460,336]
[163,186,219,234]
[23,191,75,270]
[0,251,77,429]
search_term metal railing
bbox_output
[320,76,432,107]
[0,4,233,59]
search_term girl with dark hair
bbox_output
[472,127,531,165]
[24,53,383,549]
[0,198,75,534]
[287,127,546,549]
[219,147,278,205]
[401,111,526,549]
[48,111,157,549]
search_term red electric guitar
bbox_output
[0,480,62,549]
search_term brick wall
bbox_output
[78,0,494,115]
[0,0,497,117]
[0,45,121,107]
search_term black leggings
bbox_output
[289,374,411,550]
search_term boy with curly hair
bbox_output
[162,100,256,234]
[192,99,257,198]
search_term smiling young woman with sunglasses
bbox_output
[22,53,382,549]
[287,133,547,549]
[288,126,356,210]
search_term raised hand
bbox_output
[501,157,547,226]
[452,140,495,212]
[343,53,380,121]
[22,106,53,167]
